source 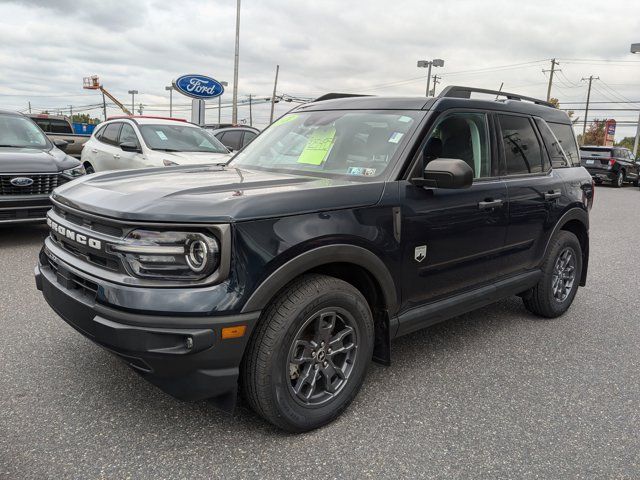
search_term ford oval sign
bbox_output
[10,177,34,187]
[172,74,224,99]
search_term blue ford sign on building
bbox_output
[173,74,224,99]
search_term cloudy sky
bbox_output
[0,0,639,138]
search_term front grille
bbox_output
[0,207,50,221]
[0,174,67,195]
[53,205,123,237]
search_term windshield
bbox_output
[0,114,49,149]
[138,124,229,153]
[230,110,422,180]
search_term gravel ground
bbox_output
[1,186,639,479]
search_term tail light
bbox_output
[609,158,616,166]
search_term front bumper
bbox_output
[0,195,51,224]
[35,253,260,412]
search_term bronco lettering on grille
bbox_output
[47,218,102,250]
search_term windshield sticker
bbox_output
[272,114,298,127]
[347,167,376,176]
[398,116,413,123]
[389,132,404,144]
[297,127,336,165]
[156,130,168,140]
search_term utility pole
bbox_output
[218,80,229,125]
[633,111,640,157]
[102,92,107,121]
[269,64,280,124]
[431,74,441,96]
[138,103,144,115]
[543,58,560,102]
[69,105,73,118]
[581,75,599,143]
[165,86,173,117]
[417,59,444,97]
[231,0,241,124]
[28,101,31,113]
[248,94,252,126]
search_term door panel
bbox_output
[400,180,509,310]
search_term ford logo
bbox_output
[172,74,224,99]
[10,177,34,187]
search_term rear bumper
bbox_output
[35,255,260,412]
[584,169,614,182]
[0,195,51,224]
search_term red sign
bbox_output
[604,119,616,146]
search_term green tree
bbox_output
[548,98,574,119]
[615,136,635,150]
[70,113,101,124]
[582,119,606,146]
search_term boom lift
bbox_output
[83,75,133,116]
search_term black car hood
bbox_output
[0,147,79,173]
[52,165,386,223]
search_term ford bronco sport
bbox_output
[35,86,594,432]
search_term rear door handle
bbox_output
[91,149,98,153]
[478,199,503,210]
[113,154,120,159]
[544,190,561,200]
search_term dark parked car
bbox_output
[35,87,593,432]
[0,110,85,224]
[580,145,639,187]
[205,125,259,151]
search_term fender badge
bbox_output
[414,245,427,263]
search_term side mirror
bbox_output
[53,139,68,152]
[411,158,473,189]
[226,146,234,153]
[120,141,141,153]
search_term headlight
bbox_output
[108,230,220,280]
[163,159,178,166]
[62,164,86,178]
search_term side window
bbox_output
[536,119,566,168]
[498,115,543,175]
[547,122,580,167]
[119,123,140,147]
[243,131,257,147]
[220,130,243,151]
[422,112,492,179]
[50,120,73,134]
[34,119,50,132]
[100,123,122,146]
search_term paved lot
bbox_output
[1,186,639,479]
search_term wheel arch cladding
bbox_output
[551,210,589,287]
[241,244,397,365]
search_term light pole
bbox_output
[128,90,138,114]
[417,58,444,97]
[631,43,640,157]
[165,86,173,117]
[218,81,228,125]
[232,0,241,124]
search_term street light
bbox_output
[128,90,138,114]
[417,58,444,97]
[165,86,173,117]
[218,81,229,125]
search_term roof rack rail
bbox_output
[314,93,371,102]
[438,86,554,108]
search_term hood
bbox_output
[51,165,385,223]
[158,151,232,166]
[0,147,80,173]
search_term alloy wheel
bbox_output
[551,247,576,302]
[287,308,358,406]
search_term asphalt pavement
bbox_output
[1,186,639,479]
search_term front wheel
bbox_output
[241,274,374,432]
[522,230,582,318]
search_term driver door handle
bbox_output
[91,149,98,153]
[544,190,561,200]
[478,199,503,210]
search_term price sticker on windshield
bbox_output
[156,131,168,140]
[297,127,336,165]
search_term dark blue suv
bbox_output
[35,87,594,432]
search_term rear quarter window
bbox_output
[548,122,580,167]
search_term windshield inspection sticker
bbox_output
[398,116,413,123]
[297,127,336,165]
[389,132,404,144]
[156,130,168,140]
[347,167,376,176]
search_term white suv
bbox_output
[81,116,232,173]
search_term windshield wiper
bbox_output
[0,144,27,148]
[153,148,183,152]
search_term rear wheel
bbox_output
[241,274,374,432]
[613,171,624,188]
[522,230,582,318]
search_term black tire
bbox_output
[84,162,95,174]
[633,178,639,187]
[613,171,624,188]
[522,230,582,318]
[241,274,374,432]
